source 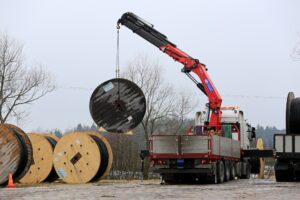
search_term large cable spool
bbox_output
[290,98,300,134]
[286,92,295,134]
[85,132,113,180]
[0,124,33,186]
[286,92,300,134]
[53,132,101,183]
[0,126,22,185]
[90,78,146,133]
[53,132,113,184]
[19,133,58,184]
[256,138,265,179]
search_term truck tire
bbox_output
[241,162,251,179]
[208,174,218,184]
[230,162,236,180]
[217,161,225,183]
[250,158,260,174]
[224,160,230,182]
[161,174,176,184]
[290,97,300,133]
[208,162,218,184]
[246,163,251,179]
[275,160,291,182]
[295,166,300,180]
[236,162,242,178]
[286,92,294,134]
[275,170,290,182]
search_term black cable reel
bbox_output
[286,92,300,134]
[89,25,146,133]
[89,78,146,133]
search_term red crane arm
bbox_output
[118,12,222,128]
[160,44,222,128]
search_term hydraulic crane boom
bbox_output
[118,12,223,129]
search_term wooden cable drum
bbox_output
[256,138,265,179]
[0,126,22,185]
[85,132,113,180]
[19,133,58,184]
[53,132,113,183]
[44,133,61,142]
[0,124,33,186]
[5,124,33,182]
[44,135,59,182]
[53,132,101,184]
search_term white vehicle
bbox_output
[149,106,257,183]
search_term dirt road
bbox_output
[0,179,299,200]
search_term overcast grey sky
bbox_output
[1,0,300,131]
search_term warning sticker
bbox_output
[102,82,114,92]
[127,116,133,121]
[57,168,67,178]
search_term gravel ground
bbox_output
[0,178,300,200]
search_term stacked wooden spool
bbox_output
[256,138,265,179]
[0,124,33,186]
[1,126,113,185]
[53,132,113,184]
[19,133,60,184]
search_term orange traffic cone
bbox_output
[7,173,16,188]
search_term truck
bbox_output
[118,12,263,183]
[274,92,300,181]
[150,106,257,183]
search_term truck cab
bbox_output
[195,106,256,150]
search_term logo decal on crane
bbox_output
[204,79,214,93]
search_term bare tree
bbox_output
[123,55,194,179]
[0,32,55,123]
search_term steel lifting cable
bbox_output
[116,24,121,101]
[116,24,120,78]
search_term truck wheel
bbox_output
[230,162,236,180]
[275,170,290,182]
[236,162,242,178]
[217,161,224,183]
[241,162,251,179]
[275,160,291,182]
[290,97,300,133]
[224,160,230,182]
[208,162,218,184]
[161,174,176,184]
[246,163,251,179]
[250,158,260,174]
[208,174,218,184]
